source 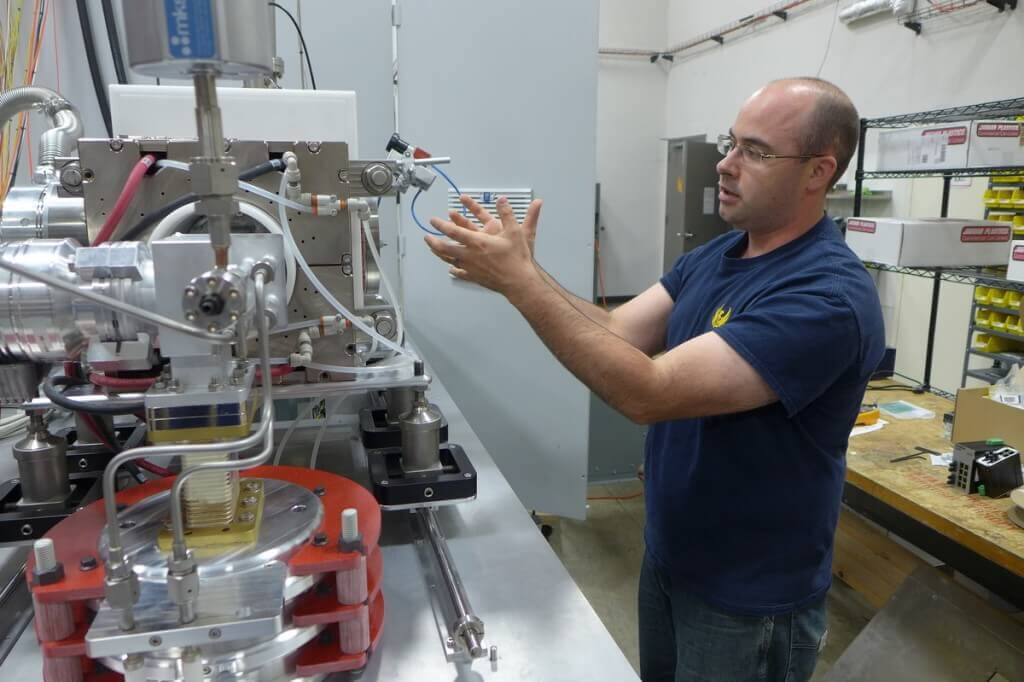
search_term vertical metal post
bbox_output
[192,70,236,269]
[853,119,868,218]
[923,174,954,391]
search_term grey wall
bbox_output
[396,0,598,519]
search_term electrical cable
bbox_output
[409,188,442,236]
[93,154,157,244]
[74,0,112,136]
[309,399,331,470]
[43,375,145,415]
[269,2,317,89]
[815,0,841,78]
[99,0,127,85]
[117,158,284,242]
[89,372,158,391]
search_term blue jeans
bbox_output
[638,552,828,682]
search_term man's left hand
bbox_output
[425,195,543,295]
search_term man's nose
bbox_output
[716,151,738,178]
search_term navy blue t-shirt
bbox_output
[645,214,885,616]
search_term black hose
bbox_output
[43,376,145,416]
[117,159,284,242]
[100,0,128,85]
[75,0,113,137]
[269,3,318,90]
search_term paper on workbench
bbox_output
[850,419,887,437]
[930,452,953,467]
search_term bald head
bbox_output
[764,78,860,188]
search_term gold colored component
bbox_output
[181,452,239,528]
[146,423,252,444]
[158,479,264,551]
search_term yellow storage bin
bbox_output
[976,309,992,328]
[984,188,1000,208]
[1014,189,1024,208]
[991,214,1014,223]
[1008,316,1023,335]
[989,288,1009,306]
[1015,215,1024,228]
[975,333,1023,353]
[998,189,1015,207]
[992,175,1024,184]
[1008,290,1023,308]
[990,313,1008,330]
[975,286,991,304]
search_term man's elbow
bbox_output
[621,402,662,426]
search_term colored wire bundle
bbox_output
[0,0,51,200]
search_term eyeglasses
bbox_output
[717,134,824,164]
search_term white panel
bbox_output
[447,189,534,223]
[110,85,358,152]
[397,0,598,519]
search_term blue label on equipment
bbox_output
[164,0,216,59]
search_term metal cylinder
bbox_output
[385,386,415,423]
[0,240,157,361]
[0,183,87,243]
[400,390,443,474]
[121,0,274,78]
[13,415,69,504]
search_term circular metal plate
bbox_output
[99,478,323,582]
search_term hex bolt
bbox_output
[341,508,359,542]
[34,539,57,573]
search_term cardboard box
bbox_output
[877,124,970,172]
[968,120,1024,169]
[1007,240,1024,283]
[845,217,1011,267]
[953,387,1024,451]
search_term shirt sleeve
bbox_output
[713,290,861,417]
[660,252,692,300]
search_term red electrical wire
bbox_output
[136,459,173,477]
[89,372,158,391]
[255,364,294,381]
[92,154,157,244]
[76,411,172,477]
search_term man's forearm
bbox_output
[509,269,659,423]
[536,264,613,329]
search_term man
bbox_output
[425,77,884,682]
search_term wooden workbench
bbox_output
[838,386,1024,605]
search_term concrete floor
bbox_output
[547,480,877,680]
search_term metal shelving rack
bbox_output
[853,96,1024,392]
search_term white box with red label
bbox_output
[845,217,1011,267]
[876,124,970,171]
[968,120,1024,168]
[1008,242,1024,282]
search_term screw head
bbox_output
[244,480,260,492]
[313,533,327,546]
[313,486,325,496]
[184,287,197,298]
[379,480,389,486]
[239,511,255,523]
[78,458,89,470]
[20,524,32,536]
[207,324,219,333]
[208,628,221,640]
[463,472,473,479]
[241,495,257,507]
[185,312,197,321]
[79,556,98,571]
[307,141,322,154]
[228,289,240,299]
[149,635,162,647]
[109,139,124,152]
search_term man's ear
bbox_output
[808,156,838,194]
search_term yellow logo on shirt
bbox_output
[712,306,732,328]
